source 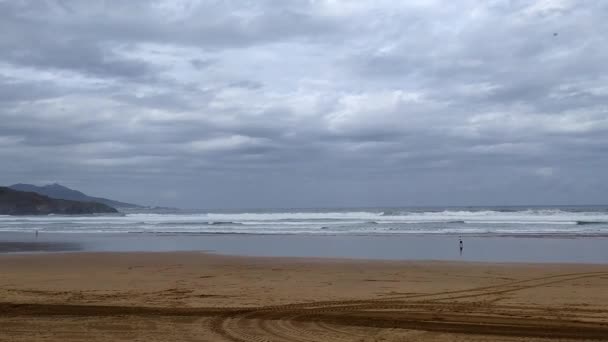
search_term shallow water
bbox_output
[1,232,607,264]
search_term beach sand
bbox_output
[1,252,607,341]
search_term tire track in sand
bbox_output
[3,271,608,341]
[211,271,608,341]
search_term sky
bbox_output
[1,0,607,209]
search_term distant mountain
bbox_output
[9,183,141,209]
[0,187,118,215]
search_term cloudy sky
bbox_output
[1,0,607,209]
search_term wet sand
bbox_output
[0,240,79,253]
[1,252,608,341]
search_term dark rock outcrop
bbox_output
[9,183,141,209]
[0,187,118,215]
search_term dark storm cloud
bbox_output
[1,0,607,208]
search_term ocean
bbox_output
[1,206,608,236]
[2,206,607,262]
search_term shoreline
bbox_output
[2,248,608,266]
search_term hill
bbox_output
[9,183,141,209]
[0,187,118,215]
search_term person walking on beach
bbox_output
[459,237,463,255]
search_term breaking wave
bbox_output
[1,207,608,235]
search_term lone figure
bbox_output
[459,237,463,255]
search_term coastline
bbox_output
[1,251,607,341]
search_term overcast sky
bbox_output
[1,0,607,209]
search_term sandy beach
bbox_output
[1,252,607,341]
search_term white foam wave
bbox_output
[1,209,608,235]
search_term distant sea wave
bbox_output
[1,207,608,235]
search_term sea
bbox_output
[1,206,607,263]
[1,206,608,236]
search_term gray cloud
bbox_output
[0,77,60,103]
[1,0,607,208]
